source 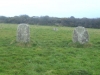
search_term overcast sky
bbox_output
[0,0,100,18]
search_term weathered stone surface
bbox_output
[16,24,30,43]
[73,26,89,44]
[53,28,58,31]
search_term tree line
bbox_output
[0,15,100,28]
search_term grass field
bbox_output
[0,23,100,75]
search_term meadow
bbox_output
[0,23,100,75]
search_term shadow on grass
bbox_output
[67,69,92,75]
[68,42,93,48]
[10,40,38,47]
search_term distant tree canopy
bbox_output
[0,15,100,28]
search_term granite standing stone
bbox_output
[73,26,89,44]
[17,24,30,43]
[53,28,58,31]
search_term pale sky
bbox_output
[0,0,100,18]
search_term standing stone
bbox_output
[16,24,30,43]
[72,26,89,44]
[53,28,58,31]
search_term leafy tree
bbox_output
[0,15,100,28]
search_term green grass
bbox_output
[0,23,100,75]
